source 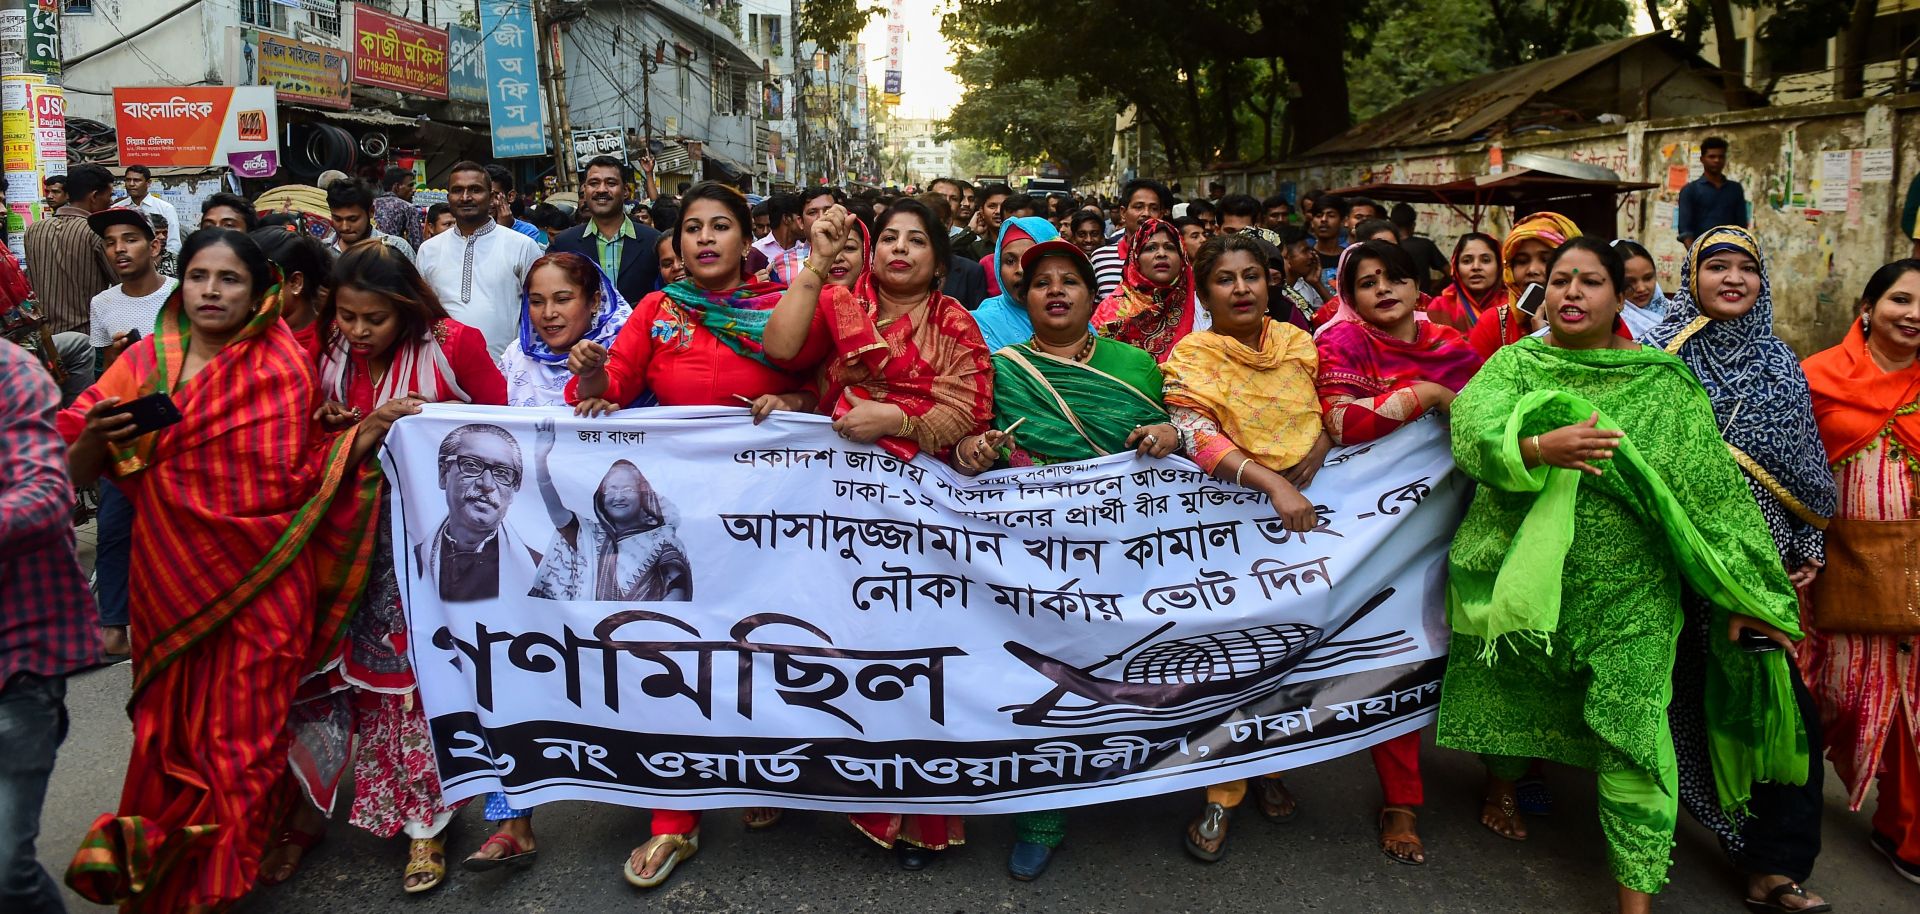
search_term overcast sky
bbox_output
[860,0,964,120]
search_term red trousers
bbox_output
[1874,711,1920,864]
[1209,731,1424,807]
[651,809,701,836]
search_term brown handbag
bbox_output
[1807,484,1920,635]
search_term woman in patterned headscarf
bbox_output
[1093,217,1199,362]
[1642,226,1837,912]
[1468,212,1581,357]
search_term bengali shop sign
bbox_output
[447,24,487,104]
[235,28,351,110]
[385,406,1462,814]
[479,0,545,157]
[352,5,449,99]
[114,86,278,170]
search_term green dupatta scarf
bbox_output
[990,338,1169,463]
[1447,337,1806,813]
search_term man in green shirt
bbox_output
[547,155,663,302]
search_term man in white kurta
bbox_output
[416,164,544,357]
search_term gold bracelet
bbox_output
[1528,435,1542,463]
[897,411,914,438]
[806,259,830,284]
[1233,456,1253,488]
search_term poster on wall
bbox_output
[114,86,279,175]
[447,24,488,104]
[233,28,351,110]
[352,4,450,99]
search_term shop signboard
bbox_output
[114,86,278,173]
[352,5,449,99]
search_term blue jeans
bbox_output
[93,480,132,628]
[0,674,70,914]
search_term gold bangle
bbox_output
[806,259,830,284]
[1528,435,1542,463]
[897,411,914,438]
[1233,456,1253,488]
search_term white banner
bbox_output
[382,406,1464,814]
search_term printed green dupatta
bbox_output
[1447,338,1807,813]
[990,338,1169,463]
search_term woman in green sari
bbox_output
[1440,236,1809,914]
[952,239,1179,882]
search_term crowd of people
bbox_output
[1,144,1917,914]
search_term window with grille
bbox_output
[239,0,286,31]
[307,1,343,37]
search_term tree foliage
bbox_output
[939,46,1117,180]
[795,0,884,55]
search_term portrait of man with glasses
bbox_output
[416,423,544,603]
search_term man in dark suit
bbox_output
[546,155,661,303]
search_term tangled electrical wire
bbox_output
[67,117,118,166]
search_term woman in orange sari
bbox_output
[765,197,993,869]
[1467,213,1580,357]
[59,228,373,914]
[1800,258,1920,886]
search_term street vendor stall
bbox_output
[1328,155,1655,239]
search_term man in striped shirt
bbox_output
[20,163,116,336]
[1091,178,1171,298]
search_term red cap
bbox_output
[1018,238,1090,275]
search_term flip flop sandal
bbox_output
[257,827,324,887]
[462,831,539,872]
[1743,881,1832,913]
[741,807,784,830]
[1480,793,1528,842]
[623,831,700,889]
[1183,803,1231,863]
[1255,778,1299,823]
[402,838,447,894]
[1377,806,1426,866]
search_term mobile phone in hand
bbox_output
[1736,629,1782,653]
[124,328,141,344]
[1515,283,1546,319]
[103,391,182,436]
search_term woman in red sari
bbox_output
[765,197,993,869]
[1314,240,1484,866]
[566,181,828,890]
[1467,212,1581,357]
[60,229,371,914]
[1423,232,1504,334]
[1091,217,1200,362]
[272,240,506,896]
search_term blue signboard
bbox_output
[447,24,487,105]
[478,0,546,158]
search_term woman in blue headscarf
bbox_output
[1642,225,1838,914]
[971,216,1063,351]
[497,250,634,408]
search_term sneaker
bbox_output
[1007,841,1054,881]
[1871,830,1920,885]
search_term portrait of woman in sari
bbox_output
[499,251,631,408]
[1467,212,1581,357]
[763,197,993,869]
[61,229,371,914]
[1308,239,1483,866]
[526,419,691,602]
[1440,236,1807,914]
[1423,231,1504,333]
[1165,232,1331,863]
[1092,216,1202,362]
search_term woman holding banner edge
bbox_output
[949,237,1181,880]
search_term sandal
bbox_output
[741,807,784,830]
[402,837,447,894]
[256,826,324,887]
[1743,881,1832,913]
[1514,776,1553,816]
[1377,806,1426,865]
[623,831,700,889]
[1183,802,1231,863]
[1480,791,1528,842]
[1255,778,1298,823]
[462,831,538,872]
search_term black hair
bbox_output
[1353,218,1399,242]
[977,183,1012,202]
[251,226,332,300]
[1388,203,1417,229]
[381,166,414,192]
[1218,194,1262,221]
[1545,236,1627,296]
[1859,259,1920,329]
[324,241,450,355]
[147,213,170,235]
[1262,193,1292,212]
[256,213,300,230]
[928,176,960,194]
[202,192,259,231]
[675,181,691,194]
[1611,239,1655,265]
[1452,231,1502,267]
[65,164,115,202]
[449,160,489,185]
[1120,178,1173,212]
[1191,232,1267,295]
[875,197,951,293]
[799,185,842,209]
[1069,210,1105,235]
[750,201,768,218]
[1701,136,1729,154]
[1014,247,1097,303]
[325,179,376,212]
[1337,239,1420,306]
[1186,199,1219,219]
[1346,196,1383,218]
[528,203,572,235]
[650,200,680,231]
[1208,179,1226,190]
[673,181,752,254]
[580,154,633,184]
[1002,193,1036,215]
[765,191,801,223]
[1170,216,1205,233]
[43,174,64,188]
[484,163,515,193]
[1275,224,1310,248]
[1310,194,1349,216]
[124,164,152,180]
[179,227,275,299]
[426,202,452,224]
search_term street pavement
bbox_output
[33,659,1918,914]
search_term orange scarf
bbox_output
[1802,319,1920,462]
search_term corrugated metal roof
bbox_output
[1307,34,1697,158]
